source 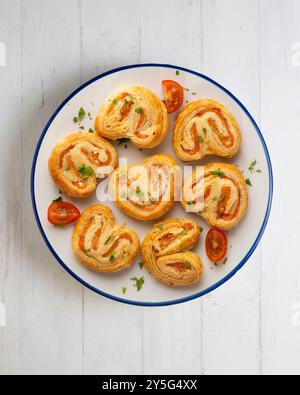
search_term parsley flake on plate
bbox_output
[131,276,145,292]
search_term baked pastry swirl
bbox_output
[141,219,203,287]
[72,205,140,273]
[182,163,248,231]
[49,133,118,198]
[94,86,169,149]
[173,99,241,161]
[110,154,177,221]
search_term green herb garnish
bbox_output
[78,107,86,122]
[77,164,94,181]
[249,160,261,173]
[198,135,204,143]
[185,262,192,270]
[79,126,84,130]
[136,186,141,194]
[131,276,145,292]
[135,107,144,114]
[223,258,228,265]
[109,253,115,262]
[246,178,252,187]
[210,169,225,178]
[53,196,62,202]
[138,262,144,270]
[73,116,79,123]
[122,287,127,295]
[117,138,130,145]
[88,128,94,134]
[113,99,118,105]
[176,70,180,75]
[104,236,112,245]
[158,224,164,231]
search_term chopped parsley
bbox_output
[131,276,144,292]
[210,169,225,178]
[109,252,115,262]
[138,262,144,270]
[192,92,197,95]
[88,128,94,134]
[158,224,164,231]
[198,135,204,143]
[113,99,118,105]
[53,196,62,202]
[104,236,112,245]
[122,287,127,295]
[185,262,192,270]
[78,107,86,122]
[186,201,194,206]
[117,138,130,145]
[77,164,94,181]
[88,112,92,120]
[79,126,84,130]
[73,107,86,124]
[246,178,252,187]
[136,186,142,195]
[249,160,262,174]
[223,258,228,265]
[135,107,144,114]
[176,70,180,75]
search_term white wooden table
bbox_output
[0,0,299,375]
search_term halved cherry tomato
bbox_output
[205,228,227,263]
[48,200,80,226]
[162,80,184,113]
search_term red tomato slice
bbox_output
[162,80,184,113]
[205,228,227,263]
[48,200,80,226]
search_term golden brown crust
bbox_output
[173,99,241,161]
[141,219,204,287]
[48,133,118,198]
[182,163,248,231]
[110,154,177,221]
[72,205,140,273]
[94,86,169,149]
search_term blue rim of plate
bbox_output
[31,63,273,307]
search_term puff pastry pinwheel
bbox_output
[110,154,177,221]
[173,99,241,161]
[49,133,118,199]
[94,86,169,149]
[72,205,140,273]
[182,163,248,231]
[141,219,203,287]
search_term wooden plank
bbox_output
[201,0,261,375]
[20,0,83,374]
[80,0,144,375]
[260,0,300,375]
[0,0,22,375]
[140,0,204,375]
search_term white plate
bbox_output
[31,64,273,306]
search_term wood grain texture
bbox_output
[0,0,299,375]
[260,0,300,375]
[20,0,83,374]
